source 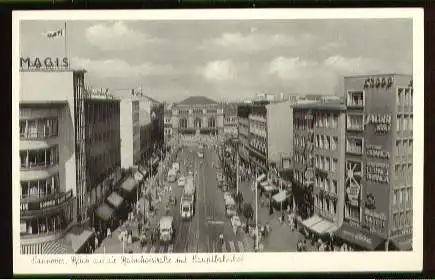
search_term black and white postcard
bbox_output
[12,8,424,274]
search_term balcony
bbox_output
[20,190,74,217]
[346,91,364,109]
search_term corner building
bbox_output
[336,74,413,251]
[19,69,121,254]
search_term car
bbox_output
[231,215,242,228]
[177,176,186,187]
[224,192,233,201]
[188,170,193,176]
[198,152,204,158]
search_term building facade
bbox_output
[171,96,224,137]
[120,99,140,169]
[337,74,413,251]
[237,104,252,164]
[248,101,269,173]
[164,105,173,143]
[223,103,238,138]
[293,101,347,229]
[19,68,121,254]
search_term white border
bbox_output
[12,8,424,274]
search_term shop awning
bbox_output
[301,215,323,228]
[95,203,115,221]
[106,192,124,209]
[152,157,159,165]
[310,219,337,235]
[263,184,276,192]
[64,226,95,253]
[335,223,384,250]
[272,190,288,203]
[120,177,138,193]
[256,174,266,182]
[390,234,413,251]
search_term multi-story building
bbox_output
[19,67,121,254]
[164,104,173,143]
[171,96,224,137]
[237,103,252,164]
[293,100,347,230]
[223,103,238,138]
[335,74,413,251]
[119,97,140,169]
[249,101,269,173]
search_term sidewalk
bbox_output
[236,176,304,252]
[95,153,176,254]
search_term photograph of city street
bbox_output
[18,17,414,255]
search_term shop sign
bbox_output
[20,190,73,212]
[346,182,361,207]
[363,76,394,89]
[366,144,390,159]
[365,114,391,133]
[391,227,412,237]
[20,57,69,70]
[366,162,389,184]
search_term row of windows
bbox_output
[20,173,60,199]
[250,124,266,138]
[250,114,267,123]
[395,139,413,158]
[20,213,67,236]
[86,103,119,124]
[20,145,59,169]
[316,135,339,151]
[314,113,339,129]
[394,163,413,186]
[315,155,338,173]
[314,196,337,216]
[345,203,360,222]
[363,214,386,234]
[250,138,267,154]
[397,87,413,107]
[393,187,412,209]
[86,146,120,189]
[315,176,338,194]
[19,118,58,139]
[294,118,313,131]
[294,153,307,166]
[397,114,413,132]
[392,211,412,231]
[87,128,119,146]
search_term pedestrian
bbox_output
[95,236,99,249]
[107,227,111,238]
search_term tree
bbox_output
[242,203,254,233]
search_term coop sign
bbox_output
[20,57,69,70]
[366,144,390,159]
[366,162,389,184]
[365,114,391,133]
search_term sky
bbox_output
[19,19,413,103]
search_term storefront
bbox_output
[94,203,116,232]
[63,225,95,254]
[300,214,339,237]
[334,223,385,251]
[118,176,139,203]
[106,192,126,219]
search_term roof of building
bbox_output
[19,100,68,107]
[178,96,217,105]
[293,100,347,111]
[223,103,238,116]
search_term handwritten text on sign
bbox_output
[365,114,391,133]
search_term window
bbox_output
[409,115,413,131]
[395,140,401,157]
[319,135,324,149]
[325,136,330,150]
[397,88,403,106]
[331,137,338,151]
[345,204,360,222]
[397,115,402,131]
[20,173,60,199]
[347,90,364,108]
[331,158,338,172]
[393,190,398,206]
[325,157,330,172]
[324,114,329,128]
[404,115,409,131]
[324,179,329,192]
[346,114,364,131]
[346,136,363,155]
[331,180,337,194]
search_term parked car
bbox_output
[198,152,204,158]
[224,191,233,201]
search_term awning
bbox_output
[152,157,159,165]
[64,226,95,253]
[120,177,138,193]
[95,203,115,221]
[263,184,276,192]
[106,192,124,209]
[301,215,323,228]
[310,219,337,235]
[272,190,288,203]
[390,234,413,251]
[335,223,384,250]
[256,174,266,182]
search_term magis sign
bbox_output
[20,57,69,70]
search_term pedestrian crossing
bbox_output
[141,244,174,253]
[212,240,250,253]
